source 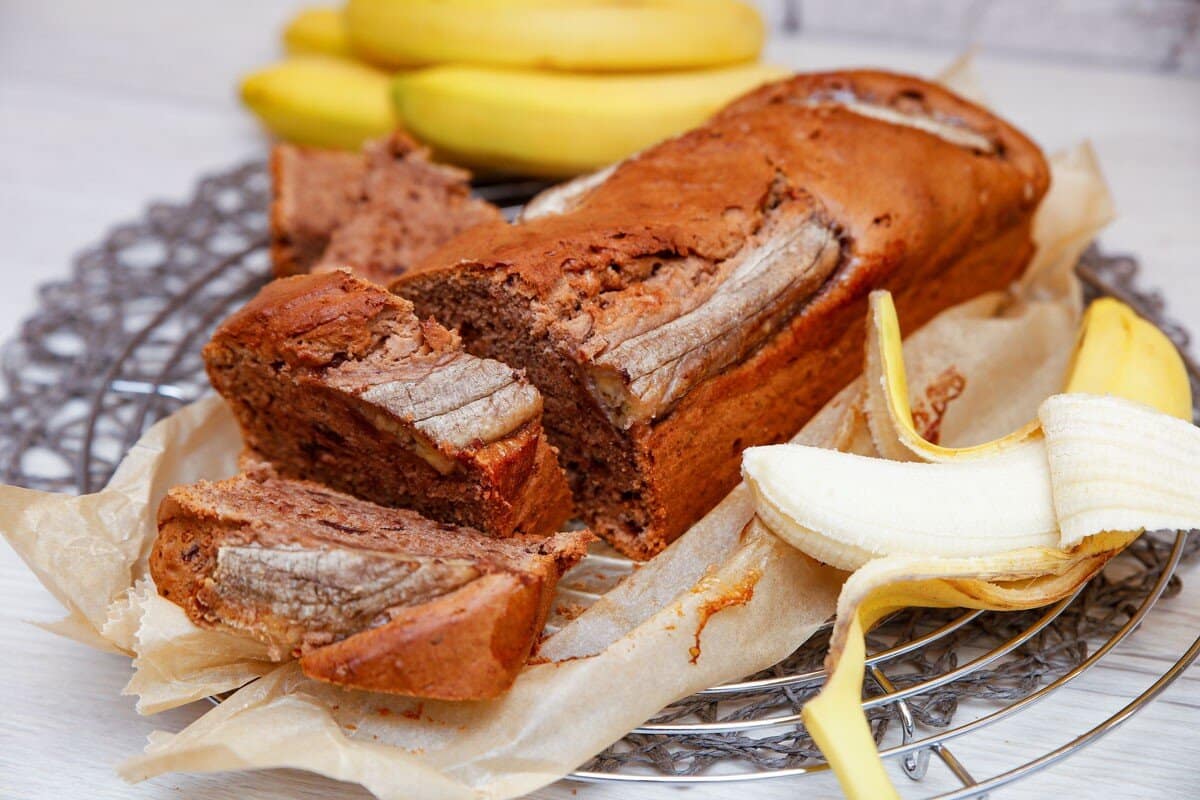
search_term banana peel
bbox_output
[283,7,352,58]
[391,63,789,177]
[345,0,765,72]
[743,292,1197,799]
[240,56,396,150]
[863,291,1042,462]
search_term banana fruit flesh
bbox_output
[345,0,765,71]
[240,56,396,150]
[392,63,788,177]
[283,7,352,58]
[743,291,1197,800]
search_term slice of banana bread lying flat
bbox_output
[151,475,591,699]
[204,270,573,538]
[270,132,502,283]
[395,69,1050,559]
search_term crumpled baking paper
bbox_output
[0,60,1113,799]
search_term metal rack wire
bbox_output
[0,161,1196,799]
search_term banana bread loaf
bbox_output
[151,474,591,699]
[395,70,1050,559]
[204,270,573,538]
[270,132,502,283]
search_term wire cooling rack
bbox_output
[1,161,1197,799]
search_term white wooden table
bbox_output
[1,2,1198,798]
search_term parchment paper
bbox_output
[0,61,1113,799]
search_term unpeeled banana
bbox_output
[243,0,780,173]
[240,56,396,150]
[283,7,352,59]
[392,63,788,176]
[743,291,1198,800]
[345,0,765,71]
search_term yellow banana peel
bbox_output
[283,7,352,58]
[863,291,1041,462]
[1064,296,1192,419]
[345,0,765,72]
[743,291,1197,800]
[392,63,789,177]
[240,56,396,151]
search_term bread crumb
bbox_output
[555,602,587,622]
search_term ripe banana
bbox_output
[240,56,396,151]
[743,291,1197,800]
[345,0,765,71]
[392,63,789,177]
[283,7,352,59]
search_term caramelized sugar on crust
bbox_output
[395,69,1050,559]
[204,271,573,538]
[151,475,591,699]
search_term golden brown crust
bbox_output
[395,69,1050,559]
[299,572,543,699]
[151,475,592,699]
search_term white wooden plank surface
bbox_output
[1,3,1198,798]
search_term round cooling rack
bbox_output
[1,161,1197,799]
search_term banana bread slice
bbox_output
[151,475,591,699]
[395,70,1050,559]
[270,132,502,283]
[204,270,573,538]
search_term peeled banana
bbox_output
[240,56,396,151]
[743,291,1197,800]
[283,7,352,59]
[345,0,765,71]
[392,63,788,176]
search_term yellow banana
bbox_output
[392,63,788,177]
[345,0,764,71]
[240,56,396,151]
[283,7,352,59]
[1064,297,1192,419]
[743,292,1197,800]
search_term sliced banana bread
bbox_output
[151,474,591,699]
[204,270,573,538]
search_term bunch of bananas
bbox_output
[241,1,784,175]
